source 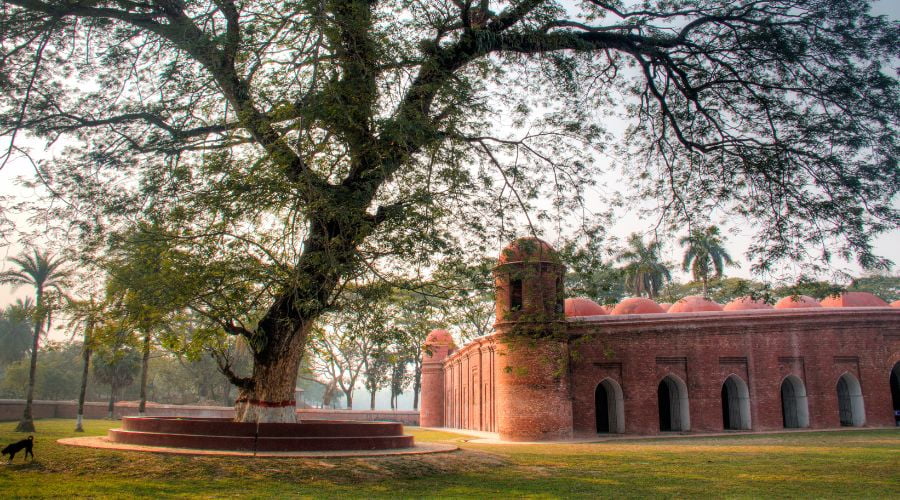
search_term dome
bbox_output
[498,237,558,264]
[668,295,723,313]
[723,296,774,311]
[424,329,454,345]
[658,302,672,312]
[892,300,900,308]
[564,297,607,317]
[774,295,822,309]
[819,291,888,308]
[611,297,665,315]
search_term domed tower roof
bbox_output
[611,297,665,315]
[819,291,888,307]
[424,329,455,346]
[564,297,607,317]
[892,300,900,308]
[774,295,822,309]
[723,296,774,311]
[498,237,558,264]
[668,295,723,313]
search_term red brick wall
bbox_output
[439,336,497,433]
[422,307,900,440]
[568,308,899,436]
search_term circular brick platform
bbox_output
[61,416,441,456]
[58,435,457,458]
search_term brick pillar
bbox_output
[420,330,454,428]
[494,333,573,441]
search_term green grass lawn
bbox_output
[0,419,897,498]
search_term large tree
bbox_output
[0,1,897,422]
[0,249,68,432]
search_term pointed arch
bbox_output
[658,374,690,432]
[891,362,900,427]
[781,375,810,428]
[836,372,865,427]
[721,374,751,430]
[595,378,625,434]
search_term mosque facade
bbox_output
[419,238,900,441]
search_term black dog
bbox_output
[2,436,34,463]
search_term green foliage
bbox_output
[679,226,736,295]
[771,276,846,300]
[617,234,672,299]
[92,341,141,396]
[0,300,33,367]
[661,277,771,304]
[0,342,103,401]
[559,234,626,305]
[849,274,900,302]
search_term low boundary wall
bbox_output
[0,400,419,425]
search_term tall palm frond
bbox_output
[617,234,672,299]
[679,226,736,295]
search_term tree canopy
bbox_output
[0,0,897,421]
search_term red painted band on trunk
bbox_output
[235,398,296,408]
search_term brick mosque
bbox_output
[419,237,900,441]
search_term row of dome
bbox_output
[565,292,900,317]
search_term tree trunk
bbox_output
[75,321,93,432]
[233,323,310,423]
[344,388,354,409]
[16,288,43,433]
[229,210,374,422]
[413,362,422,410]
[138,330,151,416]
[369,389,376,410]
[107,380,118,419]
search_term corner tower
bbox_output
[493,237,573,441]
[419,329,455,427]
[494,237,565,326]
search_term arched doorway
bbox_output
[595,378,625,434]
[836,373,865,427]
[781,375,810,428]
[892,362,900,426]
[658,375,690,432]
[721,375,751,430]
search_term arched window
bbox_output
[658,375,690,432]
[781,375,810,428]
[595,378,625,434]
[721,375,751,430]
[836,373,865,427]
[509,278,523,311]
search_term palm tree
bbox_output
[0,249,69,432]
[679,226,736,296]
[617,234,672,299]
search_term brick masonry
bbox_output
[420,238,900,441]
